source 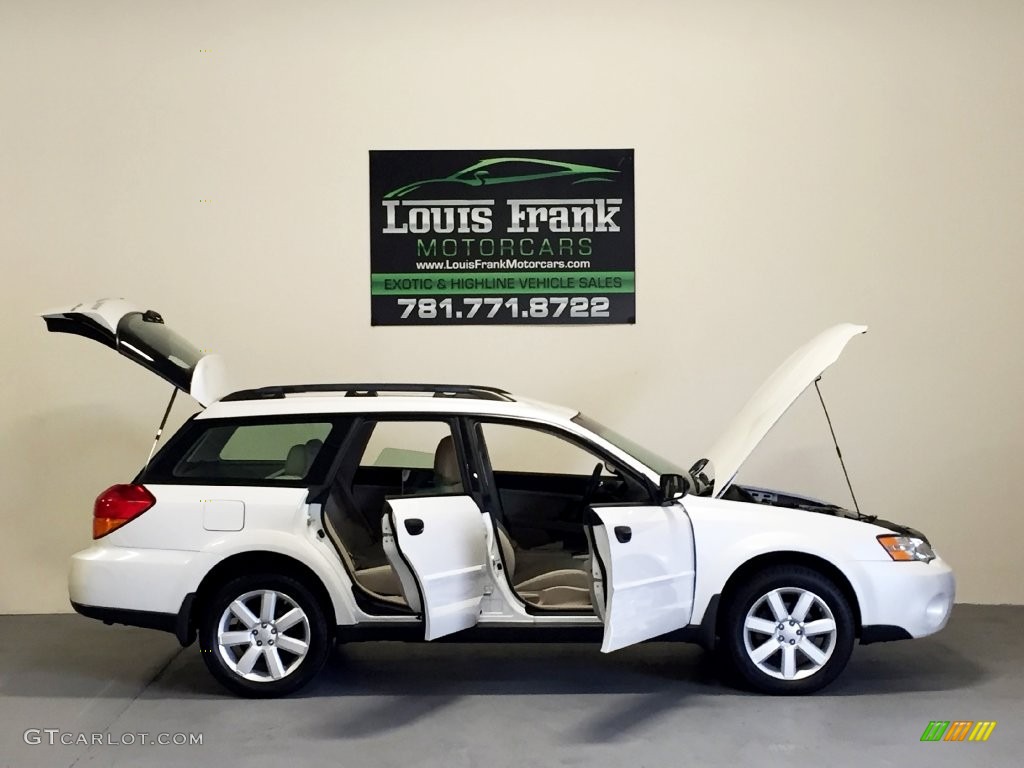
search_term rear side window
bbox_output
[154,420,339,484]
[216,423,331,461]
[359,420,453,469]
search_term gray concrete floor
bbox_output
[0,605,1019,768]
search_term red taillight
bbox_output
[93,484,155,539]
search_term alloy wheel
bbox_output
[216,589,311,682]
[742,587,838,681]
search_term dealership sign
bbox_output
[369,149,635,325]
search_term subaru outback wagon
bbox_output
[42,298,955,697]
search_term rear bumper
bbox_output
[855,556,955,641]
[69,543,210,645]
[71,597,195,645]
[70,544,208,610]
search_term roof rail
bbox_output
[220,383,515,402]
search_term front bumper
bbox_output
[855,555,955,640]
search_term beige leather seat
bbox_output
[495,527,593,610]
[437,435,592,609]
[271,439,323,480]
[432,435,463,493]
[326,435,592,611]
[322,436,467,604]
[321,506,406,602]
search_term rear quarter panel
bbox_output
[102,484,355,624]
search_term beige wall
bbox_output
[2,1,1022,613]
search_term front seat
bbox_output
[432,435,463,493]
[495,525,592,609]
[431,437,588,608]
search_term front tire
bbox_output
[721,565,855,695]
[199,573,330,698]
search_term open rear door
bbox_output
[588,504,696,653]
[40,297,228,406]
[382,496,490,640]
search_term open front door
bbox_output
[382,496,490,640]
[588,504,695,653]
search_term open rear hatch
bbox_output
[41,298,229,406]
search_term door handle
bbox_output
[404,518,425,536]
[614,525,631,543]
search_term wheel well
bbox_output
[188,551,335,641]
[715,552,862,639]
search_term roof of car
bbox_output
[199,384,579,423]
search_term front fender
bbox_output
[682,496,890,625]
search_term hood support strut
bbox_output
[145,386,178,471]
[813,377,863,518]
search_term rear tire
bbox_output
[721,565,854,695]
[199,573,330,698]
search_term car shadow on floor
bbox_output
[143,633,989,747]
[0,613,989,710]
[0,617,995,745]
[121,627,988,702]
[294,635,989,743]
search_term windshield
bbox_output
[572,413,686,476]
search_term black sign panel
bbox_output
[369,149,635,325]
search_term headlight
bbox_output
[877,534,935,563]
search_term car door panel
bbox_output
[588,504,695,653]
[491,470,592,550]
[382,495,490,640]
[353,465,436,500]
[492,470,592,496]
[497,489,580,548]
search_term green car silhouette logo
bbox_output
[384,157,619,199]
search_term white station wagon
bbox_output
[43,299,955,697]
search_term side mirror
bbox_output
[473,169,490,183]
[658,473,687,503]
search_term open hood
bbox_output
[41,298,229,407]
[705,323,867,497]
